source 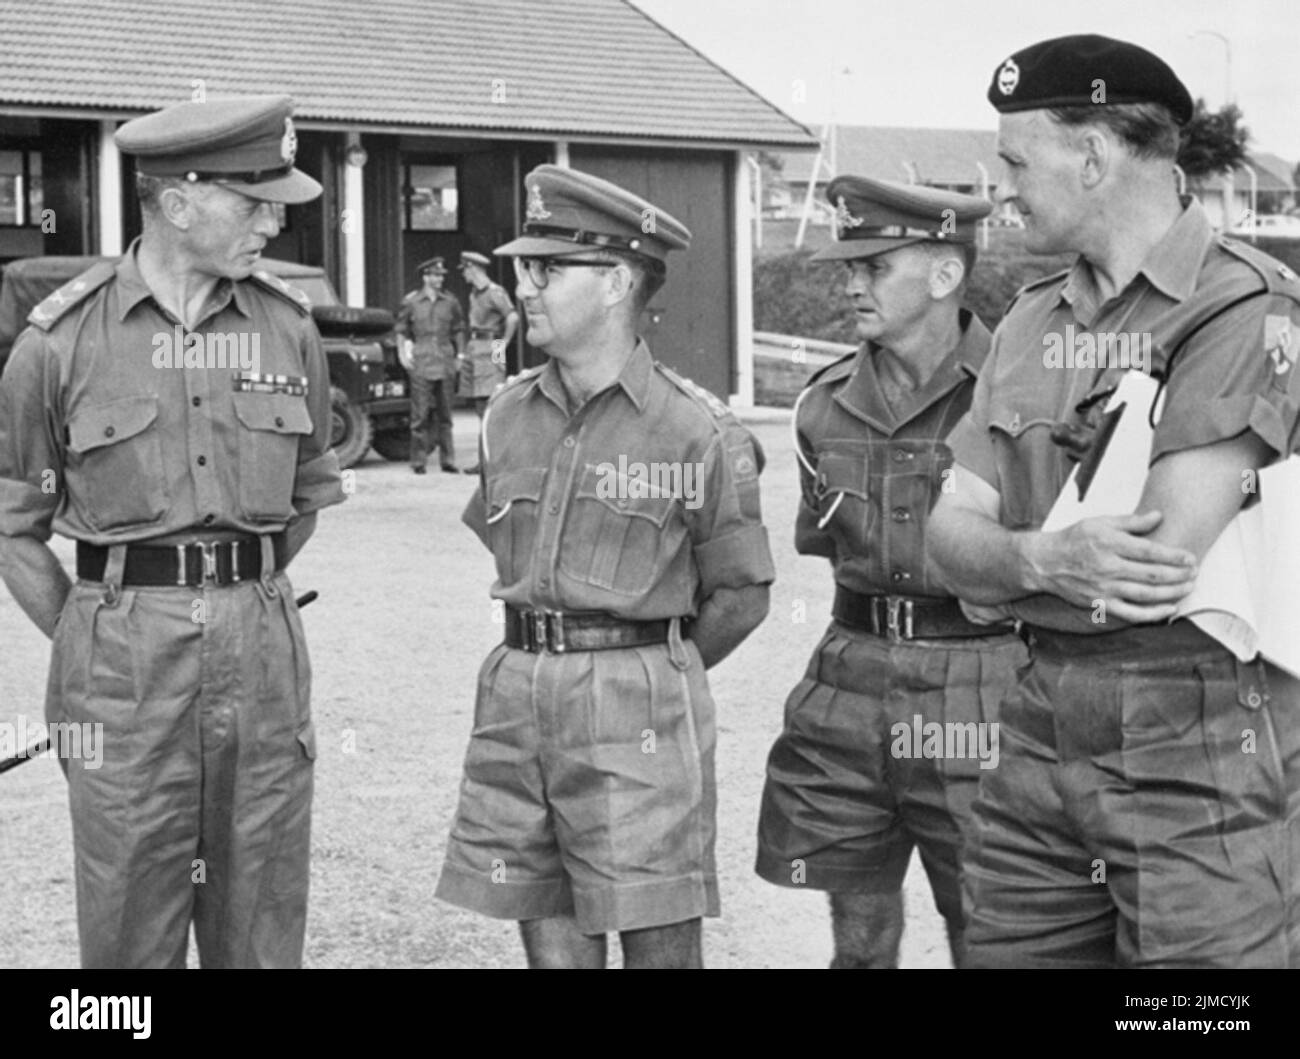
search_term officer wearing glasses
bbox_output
[435,164,775,968]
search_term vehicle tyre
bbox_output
[330,385,374,469]
[370,428,409,462]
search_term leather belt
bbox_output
[470,328,501,339]
[76,534,286,587]
[832,586,1012,641]
[504,605,675,654]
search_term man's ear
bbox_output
[1078,126,1110,189]
[605,261,637,309]
[157,184,194,231]
[929,252,965,300]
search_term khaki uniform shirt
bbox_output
[948,198,1300,632]
[467,282,514,338]
[396,287,464,381]
[463,338,775,619]
[0,243,344,544]
[796,310,992,596]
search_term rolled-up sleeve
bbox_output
[689,422,775,597]
[293,318,346,516]
[945,351,1000,488]
[0,328,62,541]
[1151,292,1300,462]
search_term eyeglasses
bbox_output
[512,256,616,290]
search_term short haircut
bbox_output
[593,248,666,312]
[920,239,977,277]
[1046,101,1181,161]
[135,172,188,214]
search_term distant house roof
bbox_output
[1199,151,1297,193]
[0,0,817,149]
[780,126,999,186]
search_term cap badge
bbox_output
[280,117,297,165]
[526,184,552,222]
[997,58,1020,96]
[834,196,864,239]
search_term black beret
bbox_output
[988,34,1193,125]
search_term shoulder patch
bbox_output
[26,262,116,331]
[248,270,313,316]
[656,363,733,424]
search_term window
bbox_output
[403,163,459,231]
[0,148,42,227]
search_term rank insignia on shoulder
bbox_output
[234,371,308,396]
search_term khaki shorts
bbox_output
[755,622,1025,922]
[964,623,1300,968]
[436,634,720,934]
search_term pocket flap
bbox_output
[576,465,675,526]
[814,451,869,499]
[67,395,159,454]
[486,466,547,519]
[232,391,313,435]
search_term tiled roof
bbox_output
[780,126,999,186]
[0,0,816,148]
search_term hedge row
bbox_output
[753,232,1300,344]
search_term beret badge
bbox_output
[997,58,1020,96]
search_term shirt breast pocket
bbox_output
[812,449,873,552]
[66,395,168,532]
[232,392,314,520]
[485,466,547,586]
[559,465,678,596]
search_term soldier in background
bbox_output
[396,256,464,474]
[457,250,518,475]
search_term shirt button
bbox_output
[539,577,549,587]
[562,436,576,448]
[103,426,115,438]
[892,508,910,522]
[197,455,207,467]
[203,513,215,525]
[275,416,285,428]
[892,449,906,463]
[192,396,201,407]
[548,503,559,514]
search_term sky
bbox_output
[630,0,1300,163]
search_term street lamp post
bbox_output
[1188,29,1233,105]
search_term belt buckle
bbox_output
[886,597,915,641]
[549,612,566,654]
[198,541,220,584]
[531,610,548,653]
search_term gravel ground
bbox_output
[0,407,948,969]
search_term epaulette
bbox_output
[401,289,420,302]
[26,262,116,331]
[802,349,857,391]
[492,363,544,400]
[1005,266,1071,315]
[248,269,313,316]
[656,363,734,427]
[1215,236,1300,301]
